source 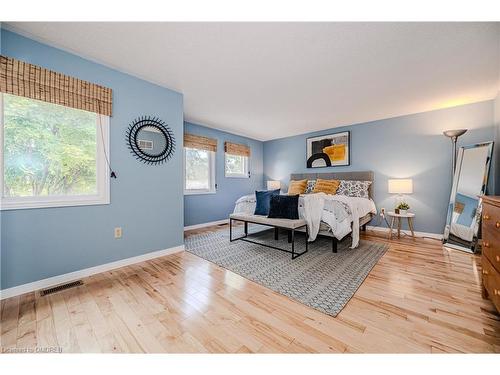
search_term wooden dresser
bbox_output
[481,196,500,312]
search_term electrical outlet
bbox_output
[114,227,122,239]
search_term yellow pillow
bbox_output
[287,179,308,195]
[313,179,340,195]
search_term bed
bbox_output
[233,171,377,249]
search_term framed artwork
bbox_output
[306,131,350,168]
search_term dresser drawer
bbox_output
[482,223,500,273]
[482,202,500,231]
[482,255,500,312]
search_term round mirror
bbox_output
[126,116,175,165]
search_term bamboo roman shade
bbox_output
[225,141,250,157]
[0,55,113,116]
[184,133,217,152]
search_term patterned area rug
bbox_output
[185,227,388,317]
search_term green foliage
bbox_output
[185,148,210,189]
[225,154,245,175]
[397,202,410,210]
[3,94,97,197]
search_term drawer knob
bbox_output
[496,221,500,228]
[497,255,500,262]
[483,269,488,275]
[483,241,490,248]
[483,214,490,220]
[495,289,499,296]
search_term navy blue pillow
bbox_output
[254,189,280,215]
[268,194,300,220]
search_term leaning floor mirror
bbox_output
[443,141,494,253]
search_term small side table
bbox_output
[387,212,415,239]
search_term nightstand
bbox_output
[387,211,415,239]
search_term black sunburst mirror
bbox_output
[126,116,175,165]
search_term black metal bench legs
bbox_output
[291,226,309,259]
[229,218,308,260]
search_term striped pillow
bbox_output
[312,178,340,195]
[287,179,308,195]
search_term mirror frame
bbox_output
[126,116,176,165]
[443,141,494,253]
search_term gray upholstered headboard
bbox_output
[289,171,374,199]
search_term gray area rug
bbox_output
[185,226,388,317]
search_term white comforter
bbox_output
[233,193,376,248]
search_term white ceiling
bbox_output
[5,22,500,141]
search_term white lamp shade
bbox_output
[267,180,281,190]
[388,179,413,194]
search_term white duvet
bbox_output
[233,193,376,248]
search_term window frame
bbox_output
[183,147,216,195]
[0,94,111,211]
[224,153,250,178]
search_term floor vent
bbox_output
[40,280,84,296]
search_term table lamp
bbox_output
[388,179,413,211]
[267,180,281,191]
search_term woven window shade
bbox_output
[0,55,113,116]
[184,133,217,152]
[225,141,250,157]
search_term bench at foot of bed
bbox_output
[229,213,309,259]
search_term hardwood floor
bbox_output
[1,225,499,353]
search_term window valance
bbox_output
[0,55,113,116]
[224,141,250,157]
[184,133,217,152]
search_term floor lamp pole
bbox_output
[451,136,457,173]
[443,129,467,176]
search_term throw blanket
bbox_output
[302,193,361,248]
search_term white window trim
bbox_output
[183,147,216,195]
[225,153,250,178]
[0,94,111,210]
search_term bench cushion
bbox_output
[230,213,306,229]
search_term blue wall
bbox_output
[263,101,496,234]
[0,30,184,290]
[184,122,264,226]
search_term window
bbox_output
[184,147,216,194]
[0,94,110,210]
[225,153,249,178]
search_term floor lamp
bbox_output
[443,129,467,174]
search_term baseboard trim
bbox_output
[182,220,443,239]
[184,219,229,231]
[366,225,443,240]
[0,244,185,300]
